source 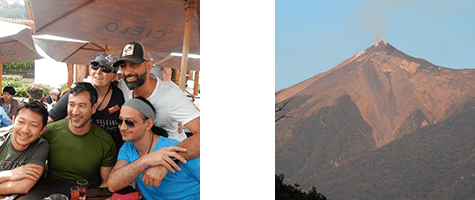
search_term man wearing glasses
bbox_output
[41,82,117,188]
[108,97,199,200]
[0,100,49,194]
[114,41,200,186]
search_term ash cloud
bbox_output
[357,0,412,42]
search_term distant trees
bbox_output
[275,173,328,200]
[3,60,34,70]
[0,0,28,19]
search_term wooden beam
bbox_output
[178,6,193,91]
[67,63,74,88]
[25,0,34,20]
[193,71,199,96]
[75,64,88,82]
[174,69,180,84]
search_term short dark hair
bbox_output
[3,86,16,96]
[14,101,49,128]
[28,86,44,100]
[70,82,98,106]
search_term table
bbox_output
[0,178,136,200]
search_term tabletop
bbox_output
[0,178,136,200]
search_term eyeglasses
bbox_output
[21,98,46,108]
[116,118,136,128]
[91,63,113,73]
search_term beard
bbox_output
[123,72,147,90]
[69,114,92,129]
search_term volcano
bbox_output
[275,40,475,198]
[276,40,475,147]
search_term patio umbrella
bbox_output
[0,20,43,63]
[0,20,43,89]
[31,0,199,52]
[30,0,199,90]
[32,35,170,65]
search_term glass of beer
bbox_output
[76,179,88,200]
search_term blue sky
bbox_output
[276,0,475,91]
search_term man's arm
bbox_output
[0,164,44,195]
[108,159,148,192]
[108,146,187,192]
[180,116,200,160]
[98,166,114,188]
[140,117,200,187]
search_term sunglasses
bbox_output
[91,63,113,73]
[116,118,136,128]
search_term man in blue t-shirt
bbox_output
[108,97,200,200]
[0,106,12,127]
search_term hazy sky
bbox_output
[276,0,475,91]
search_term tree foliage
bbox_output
[2,75,53,98]
[275,173,328,200]
[2,60,34,70]
[0,0,28,19]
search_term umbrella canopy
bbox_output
[32,35,170,65]
[0,20,43,63]
[30,0,200,56]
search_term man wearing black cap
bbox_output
[114,41,200,186]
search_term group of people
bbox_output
[0,82,62,129]
[0,41,200,199]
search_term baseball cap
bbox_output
[113,41,152,68]
[90,53,118,72]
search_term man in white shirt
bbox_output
[114,42,200,142]
[113,41,200,187]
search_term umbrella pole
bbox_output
[178,5,193,91]
[0,63,2,90]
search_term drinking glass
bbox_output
[70,186,80,200]
[43,193,68,200]
[76,179,88,200]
